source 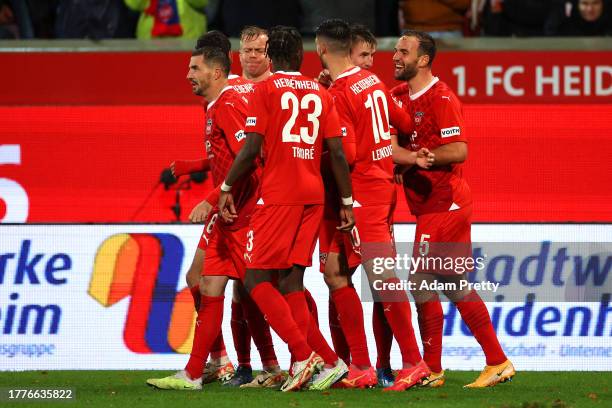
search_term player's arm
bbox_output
[325,137,355,232]
[217,132,262,220]
[391,134,434,169]
[430,142,467,166]
[171,158,210,177]
[431,93,468,166]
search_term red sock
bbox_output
[241,292,279,368]
[455,290,507,366]
[328,298,350,364]
[285,291,337,365]
[185,295,224,379]
[307,313,338,365]
[231,300,251,367]
[331,286,370,367]
[209,331,227,360]
[379,278,422,367]
[372,301,393,369]
[250,283,311,361]
[416,294,444,372]
[189,286,200,312]
[304,288,319,327]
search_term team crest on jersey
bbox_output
[414,111,424,124]
[235,130,246,141]
[206,118,213,135]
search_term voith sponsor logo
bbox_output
[441,126,461,138]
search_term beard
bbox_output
[395,63,418,81]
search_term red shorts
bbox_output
[196,211,219,251]
[203,222,248,280]
[412,204,472,275]
[353,204,396,262]
[246,204,323,269]
[318,217,361,272]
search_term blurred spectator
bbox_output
[26,0,58,38]
[124,0,207,39]
[55,0,138,39]
[545,0,611,35]
[479,0,553,36]
[300,0,375,35]
[399,0,470,38]
[375,0,400,36]
[0,0,17,38]
[216,0,300,37]
[2,0,39,39]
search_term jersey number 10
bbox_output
[364,89,391,144]
[281,91,322,145]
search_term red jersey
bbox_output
[391,77,471,215]
[329,67,402,206]
[205,86,259,228]
[245,71,342,205]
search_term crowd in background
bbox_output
[0,0,610,40]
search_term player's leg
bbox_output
[146,274,229,390]
[283,204,348,390]
[242,204,322,391]
[189,229,233,384]
[409,272,445,387]
[225,280,253,386]
[441,273,514,387]
[372,301,394,386]
[356,204,430,391]
[319,220,351,364]
[233,280,283,388]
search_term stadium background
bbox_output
[0,38,611,372]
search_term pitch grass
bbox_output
[0,371,610,408]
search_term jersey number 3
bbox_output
[281,92,322,145]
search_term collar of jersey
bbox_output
[274,71,302,76]
[228,73,239,79]
[410,76,439,101]
[336,66,361,81]
[207,86,233,110]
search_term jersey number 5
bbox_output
[281,92,322,145]
[364,89,391,144]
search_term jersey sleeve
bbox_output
[331,93,357,165]
[244,82,269,137]
[216,99,248,155]
[386,88,414,135]
[320,91,343,140]
[433,93,467,145]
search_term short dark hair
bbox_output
[240,26,267,43]
[350,23,377,48]
[315,18,351,54]
[266,26,303,71]
[401,30,436,66]
[192,46,231,76]
[195,30,231,55]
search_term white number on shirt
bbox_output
[281,92,322,144]
[364,89,391,144]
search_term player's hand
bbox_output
[416,148,435,169]
[316,69,332,88]
[393,164,410,184]
[189,199,212,223]
[218,191,237,223]
[337,206,355,232]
